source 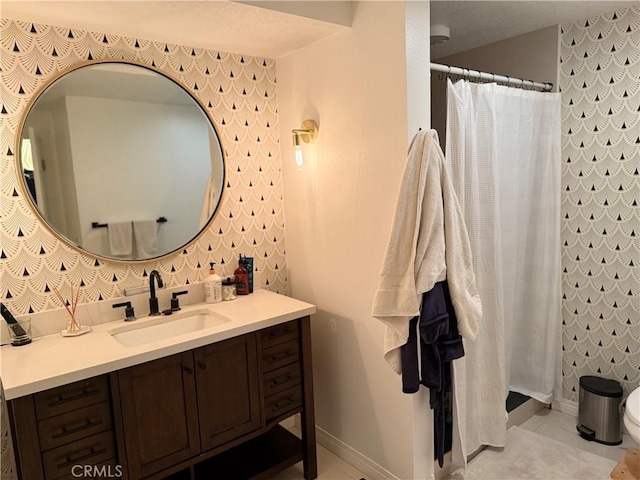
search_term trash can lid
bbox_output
[580,375,623,398]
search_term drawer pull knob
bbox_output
[269,350,294,363]
[272,396,295,409]
[183,365,194,375]
[267,328,290,340]
[57,447,107,468]
[270,374,294,387]
[49,388,99,407]
[197,361,207,370]
[53,419,103,439]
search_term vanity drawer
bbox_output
[38,401,113,451]
[262,338,300,372]
[264,385,302,422]
[41,430,116,480]
[35,376,110,420]
[261,320,299,349]
[263,363,301,397]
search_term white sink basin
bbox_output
[109,309,230,347]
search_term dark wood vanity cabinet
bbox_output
[117,335,262,478]
[7,316,317,480]
[194,334,261,451]
[8,375,119,480]
[116,352,201,478]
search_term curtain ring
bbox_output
[438,71,444,81]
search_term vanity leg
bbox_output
[299,316,318,480]
[109,372,130,480]
[7,395,45,480]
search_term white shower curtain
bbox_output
[446,79,562,461]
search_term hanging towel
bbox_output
[133,220,158,259]
[371,129,482,373]
[107,221,133,256]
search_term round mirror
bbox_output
[18,62,225,261]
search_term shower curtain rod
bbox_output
[430,62,553,92]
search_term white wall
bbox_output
[50,98,82,244]
[64,96,212,257]
[278,2,431,478]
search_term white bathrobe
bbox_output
[372,129,482,373]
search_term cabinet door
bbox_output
[117,352,200,479]
[194,333,261,451]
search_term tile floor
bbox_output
[519,407,639,463]
[271,407,639,479]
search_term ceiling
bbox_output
[0,1,351,59]
[1,1,636,59]
[431,0,638,59]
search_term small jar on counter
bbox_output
[222,277,237,301]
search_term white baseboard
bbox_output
[552,398,578,418]
[315,425,400,480]
[290,414,399,479]
[507,398,546,430]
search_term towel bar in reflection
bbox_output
[91,217,167,229]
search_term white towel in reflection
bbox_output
[133,220,158,259]
[107,222,133,256]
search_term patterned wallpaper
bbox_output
[560,5,639,401]
[0,19,288,316]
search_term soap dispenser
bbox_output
[204,263,222,303]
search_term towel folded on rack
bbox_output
[107,222,133,256]
[133,220,158,259]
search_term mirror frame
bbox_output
[15,59,227,263]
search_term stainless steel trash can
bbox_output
[577,375,623,445]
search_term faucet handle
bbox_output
[171,291,188,311]
[113,301,136,322]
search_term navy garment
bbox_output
[400,281,464,467]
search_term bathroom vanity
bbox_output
[2,291,317,480]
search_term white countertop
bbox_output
[0,290,315,400]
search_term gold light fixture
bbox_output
[291,119,318,170]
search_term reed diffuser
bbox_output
[53,284,91,336]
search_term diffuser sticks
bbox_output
[53,284,91,336]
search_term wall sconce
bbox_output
[291,119,318,170]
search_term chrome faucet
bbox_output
[148,270,164,316]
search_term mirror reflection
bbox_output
[20,62,224,260]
